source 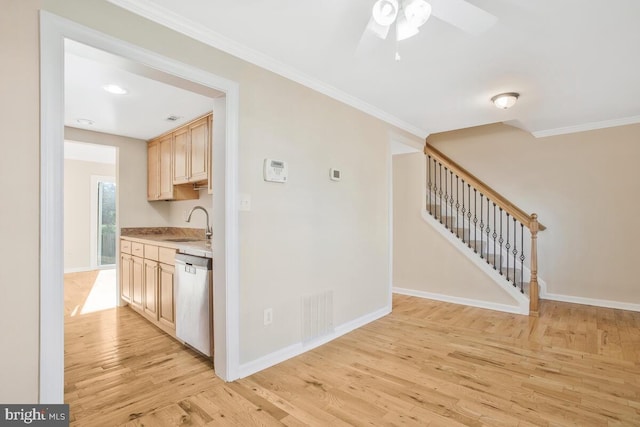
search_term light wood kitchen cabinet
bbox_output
[147,133,198,201]
[131,256,144,309]
[173,127,189,184]
[143,259,158,320]
[147,140,159,200]
[172,114,210,185]
[158,135,174,199]
[120,238,177,335]
[189,116,209,182]
[120,253,132,303]
[158,263,175,329]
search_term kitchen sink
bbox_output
[163,238,203,243]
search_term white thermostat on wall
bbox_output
[263,158,288,183]
[330,168,341,181]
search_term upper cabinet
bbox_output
[173,115,210,185]
[147,112,212,201]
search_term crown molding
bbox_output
[107,0,429,138]
[532,115,640,138]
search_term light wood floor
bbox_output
[65,274,640,426]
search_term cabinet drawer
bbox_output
[145,244,159,261]
[131,242,145,257]
[121,239,132,254]
[159,247,177,265]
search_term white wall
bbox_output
[64,158,115,271]
[393,153,520,306]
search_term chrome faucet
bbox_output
[186,206,212,240]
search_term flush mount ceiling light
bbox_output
[76,118,94,125]
[491,92,520,109]
[103,84,128,95]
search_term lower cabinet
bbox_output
[131,256,144,310]
[120,238,177,336]
[120,253,132,302]
[143,259,158,320]
[158,263,176,329]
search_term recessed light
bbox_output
[491,92,519,109]
[76,118,94,125]
[103,84,128,95]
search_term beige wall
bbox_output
[0,0,41,403]
[66,127,214,230]
[65,127,172,228]
[428,122,640,304]
[43,0,399,367]
[64,159,116,271]
[393,153,520,306]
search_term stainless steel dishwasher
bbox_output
[175,253,213,357]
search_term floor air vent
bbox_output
[302,291,334,343]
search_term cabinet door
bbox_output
[189,116,209,182]
[158,135,174,199]
[143,259,158,320]
[158,263,175,329]
[120,253,132,303]
[131,256,144,309]
[147,140,159,200]
[173,127,189,184]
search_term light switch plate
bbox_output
[239,194,251,211]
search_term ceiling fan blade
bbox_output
[429,0,497,36]
[355,16,390,57]
[366,16,391,40]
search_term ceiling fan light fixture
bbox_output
[403,0,432,28]
[396,13,420,41]
[491,92,519,109]
[372,0,399,26]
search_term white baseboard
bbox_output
[237,304,391,379]
[393,287,528,315]
[540,287,640,312]
[63,265,116,274]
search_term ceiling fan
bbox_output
[361,0,497,59]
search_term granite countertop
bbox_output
[121,227,212,258]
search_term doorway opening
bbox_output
[96,178,116,266]
[41,11,241,403]
[64,141,118,316]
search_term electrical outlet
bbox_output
[263,308,273,326]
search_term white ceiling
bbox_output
[107,0,640,138]
[65,40,223,140]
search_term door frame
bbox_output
[40,11,241,402]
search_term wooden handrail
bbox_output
[424,143,546,231]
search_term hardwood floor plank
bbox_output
[65,273,640,426]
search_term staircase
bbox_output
[424,144,545,315]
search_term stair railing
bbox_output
[425,143,545,315]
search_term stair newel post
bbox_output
[529,214,540,316]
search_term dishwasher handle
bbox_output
[175,253,212,270]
